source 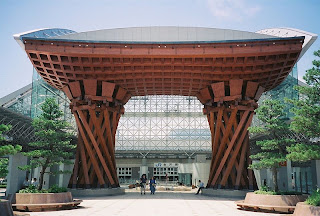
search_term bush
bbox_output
[19,185,48,193]
[47,184,67,193]
[306,189,320,206]
[254,185,302,195]
[19,185,68,193]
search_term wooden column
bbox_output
[198,79,264,190]
[64,80,131,189]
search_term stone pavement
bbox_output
[26,189,287,216]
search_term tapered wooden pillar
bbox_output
[62,80,131,189]
[197,79,265,190]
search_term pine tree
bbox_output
[0,124,21,156]
[249,99,293,192]
[0,124,21,180]
[19,98,76,190]
[286,49,320,161]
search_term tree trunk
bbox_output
[271,167,278,192]
[38,159,49,190]
[38,165,46,190]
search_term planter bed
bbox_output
[293,202,320,216]
[235,192,307,213]
[12,192,82,212]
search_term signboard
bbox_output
[279,161,287,167]
[154,163,178,167]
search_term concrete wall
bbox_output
[6,153,28,195]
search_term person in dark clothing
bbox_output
[149,176,156,195]
[195,180,204,195]
[140,174,147,195]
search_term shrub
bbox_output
[306,189,320,206]
[254,185,302,195]
[19,185,48,193]
[47,184,68,193]
[19,185,68,193]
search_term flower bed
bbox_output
[12,185,82,212]
[235,192,307,213]
[293,202,320,216]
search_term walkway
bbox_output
[27,189,286,216]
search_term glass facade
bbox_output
[252,64,299,127]
[3,89,32,117]
[31,69,76,133]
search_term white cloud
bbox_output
[207,0,261,21]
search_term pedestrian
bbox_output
[31,178,39,188]
[140,174,147,195]
[149,176,156,195]
[22,177,30,189]
[195,180,204,195]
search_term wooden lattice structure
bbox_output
[17,27,304,189]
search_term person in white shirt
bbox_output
[195,180,204,195]
[31,178,39,188]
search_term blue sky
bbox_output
[0,0,319,98]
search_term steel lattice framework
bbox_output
[15,27,304,189]
[116,95,211,156]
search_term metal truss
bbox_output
[0,107,37,145]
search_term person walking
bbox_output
[195,180,204,195]
[149,176,156,195]
[140,174,147,195]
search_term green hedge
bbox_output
[19,185,67,193]
[254,186,302,195]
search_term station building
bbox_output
[0,27,318,193]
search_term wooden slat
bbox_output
[115,87,127,101]
[68,81,82,98]
[62,85,73,100]
[245,81,259,98]
[83,79,97,96]
[254,86,265,100]
[229,79,243,96]
[199,87,212,103]
[102,82,116,98]
[211,82,225,99]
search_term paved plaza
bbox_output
[25,189,287,216]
